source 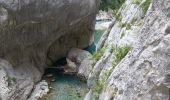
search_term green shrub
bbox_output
[92,48,105,62]
[140,0,151,14]
[92,79,104,94]
[132,0,141,5]
[113,45,131,65]
[131,18,137,25]
[109,45,131,76]
[120,31,125,39]
[92,45,130,98]
[115,11,122,21]
[126,23,131,30]
[132,0,151,14]
[119,22,126,28]
[119,22,131,30]
[6,76,16,87]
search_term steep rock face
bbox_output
[86,0,146,99]
[0,0,97,100]
[84,0,170,99]
[102,0,170,99]
[87,0,170,100]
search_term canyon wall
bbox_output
[86,0,170,100]
[0,0,97,99]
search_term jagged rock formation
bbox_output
[85,0,170,99]
[0,0,97,100]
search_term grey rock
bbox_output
[67,48,92,65]
[0,0,97,99]
[78,57,94,80]
[28,80,49,100]
[84,89,93,100]
[101,0,170,100]
[67,48,94,80]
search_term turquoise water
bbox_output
[41,60,88,100]
[96,19,112,24]
[94,29,106,44]
[84,42,96,54]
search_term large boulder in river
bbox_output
[0,0,97,99]
[66,48,94,80]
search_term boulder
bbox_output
[28,80,49,100]
[0,0,97,99]
[66,48,94,80]
[78,57,93,80]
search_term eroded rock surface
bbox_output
[0,0,97,99]
[66,48,94,80]
[87,0,170,100]
[87,0,145,99]
[28,80,49,100]
[103,0,170,99]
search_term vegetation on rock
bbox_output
[140,0,151,14]
[109,45,131,77]
[6,76,16,87]
[92,48,105,62]
[133,0,151,14]
[92,78,104,94]
[92,45,131,98]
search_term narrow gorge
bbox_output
[0,0,170,100]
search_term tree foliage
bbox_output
[99,0,125,11]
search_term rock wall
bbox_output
[86,0,146,99]
[0,0,97,100]
[103,0,170,99]
[85,0,170,99]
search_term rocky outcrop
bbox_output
[86,0,170,100]
[28,80,49,100]
[66,48,94,80]
[102,0,170,99]
[0,0,97,99]
[85,0,160,99]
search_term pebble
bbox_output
[45,74,53,78]
[51,79,56,82]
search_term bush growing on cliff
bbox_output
[92,48,105,62]
[140,0,151,14]
[112,45,131,65]
[6,76,16,87]
[133,0,141,5]
[108,45,131,76]
[120,31,125,39]
[92,79,104,94]
[133,0,151,14]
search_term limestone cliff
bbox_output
[86,0,170,100]
[0,0,97,100]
